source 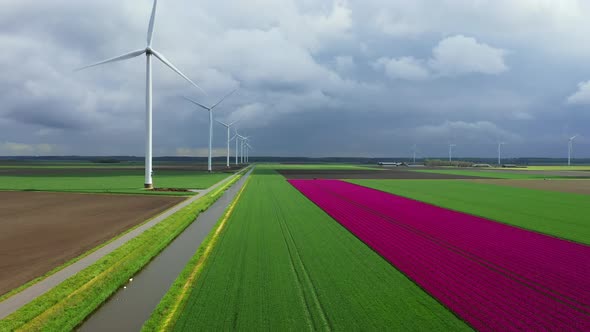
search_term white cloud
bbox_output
[373,56,430,81]
[374,11,424,37]
[334,55,355,72]
[567,81,590,105]
[374,35,507,80]
[428,35,508,76]
[0,142,61,155]
[414,121,520,143]
[175,147,226,157]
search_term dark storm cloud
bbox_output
[1,0,590,157]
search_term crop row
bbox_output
[289,179,590,332]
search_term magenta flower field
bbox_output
[289,179,590,331]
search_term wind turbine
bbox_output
[449,144,456,162]
[216,119,239,168]
[232,130,240,165]
[411,144,417,164]
[497,142,506,166]
[246,143,253,163]
[239,135,249,164]
[76,0,204,189]
[184,89,238,172]
[568,135,579,166]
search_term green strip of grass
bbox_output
[349,179,590,245]
[0,170,231,196]
[167,168,470,331]
[0,171,246,331]
[414,169,567,179]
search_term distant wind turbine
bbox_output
[245,142,253,163]
[238,135,249,164]
[568,135,579,166]
[497,142,506,166]
[184,88,238,172]
[216,119,239,168]
[76,0,204,188]
[232,130,240,165]
[449,144,456,162]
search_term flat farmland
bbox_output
[0,168,233,195]
[290,179,590,331]
[278,168,489,179]
[465,179,590,195]
[0,191,183,296]
[349,179,590,245]
[170,169,469,331]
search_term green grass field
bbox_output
[349,179,590,245]
[414,169,566,179]
[168,168,469,331]
[492,166,590,171]
[0,170,230,195]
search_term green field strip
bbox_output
[0,171,230,195]
[414,169,567,179]
[349,179,590,245]
[170,170,470,331]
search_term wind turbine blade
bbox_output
[151,49,206,94]
[75,49,145,71]
[210,88,239,109]
[183,96,210,111]
[215,119,229,127]
[229,119,240,126]
[147,0,158,46]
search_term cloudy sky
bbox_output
[2,0,590,158]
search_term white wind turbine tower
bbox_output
[184,89,238,172]
[448,144,456,162]
[232,130,241,165]
[76,0,204,189]
[239,135,249,164]
[246,143,253,163]
[216,119,239,168]
[568,135,579,166]
[497,142,506,166]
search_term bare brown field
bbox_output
[0,191,183,296]
[465,179,590,195]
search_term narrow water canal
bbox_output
[78,168,253,331]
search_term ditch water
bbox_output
[78,168,253,332]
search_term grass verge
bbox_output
[142,173,251,332]
[0,170,246,331]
